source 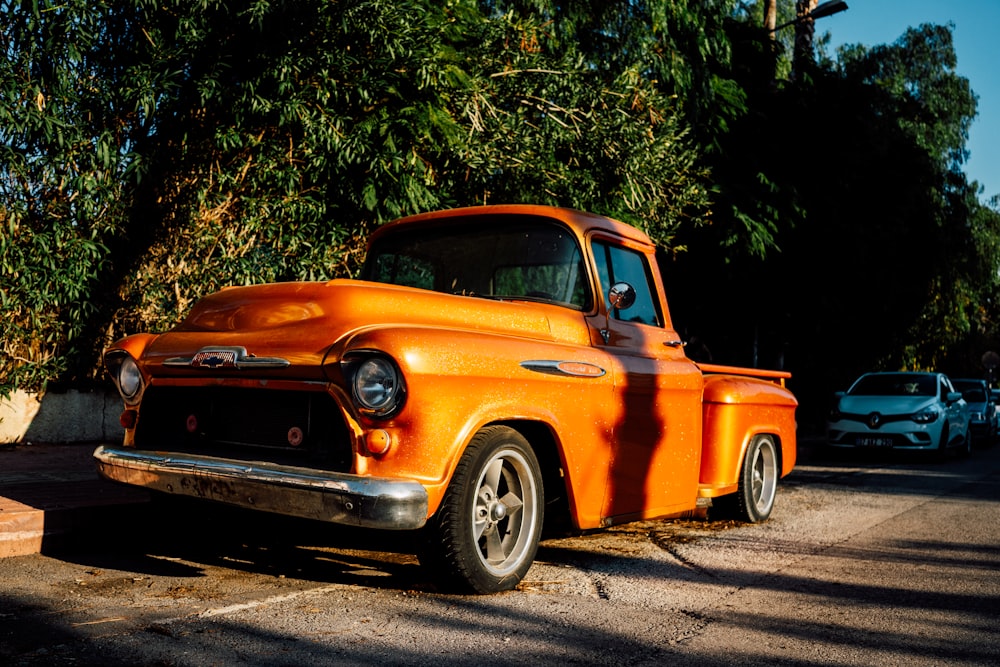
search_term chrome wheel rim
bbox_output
[750,439,778,515]
[472,448,539,576]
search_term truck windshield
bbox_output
[361,216,592,310]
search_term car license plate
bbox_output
[856,436,892,447]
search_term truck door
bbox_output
[588,237,704,523]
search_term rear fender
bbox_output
[698,375,797,495]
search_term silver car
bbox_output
[951,378,996,447]
[827,372,971,457]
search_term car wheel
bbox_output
[714,434,778,523]
[419,426,544,594]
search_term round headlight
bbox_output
[118,356,143,401]
[352,357,402,415]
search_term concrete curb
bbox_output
[0,483,149,558]
[0,443,148,558]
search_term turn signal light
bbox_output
[365,429,392,456]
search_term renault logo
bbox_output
[867,412,882,429]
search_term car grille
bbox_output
[836,412,911,426]
[134,386,353,472]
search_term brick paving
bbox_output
[0,442,149,557]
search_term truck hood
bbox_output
[140,279,588,378]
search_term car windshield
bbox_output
[848,374,937,397]
[361,215,591,310]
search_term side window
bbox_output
[592,240,662,327]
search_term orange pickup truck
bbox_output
[96,205,797,593]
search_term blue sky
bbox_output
[816,0,999,201]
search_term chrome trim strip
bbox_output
[93,445,428,530]
[163,345,291,369]
[163,357,292,369]
[520,360,606,378]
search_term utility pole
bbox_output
[768,1,849,79]
[793,0,819,79]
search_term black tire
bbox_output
[419,426,544,594]
[714,434,779,523]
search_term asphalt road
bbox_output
[2,439,998,666]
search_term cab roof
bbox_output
[370,205,655,249]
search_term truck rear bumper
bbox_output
[93,445,428,530]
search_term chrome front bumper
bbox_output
[93,445,429,530]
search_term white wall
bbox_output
[0,390,125,444]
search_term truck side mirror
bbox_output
[601,282,636,343]
[608,282,636,311]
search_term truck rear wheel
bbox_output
[715,434,778,523]
[419,426,544,594]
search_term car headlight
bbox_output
[106,351,145,405]
[346,354,405,418]
[911,406,940,424]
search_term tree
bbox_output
[7,0,994,425]
[667,20,997,428]
[1,0,722,396]
[1,1,139,394]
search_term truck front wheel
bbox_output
[715,434,779,523]
[419,426,544,594]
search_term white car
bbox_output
[827,372,971,457]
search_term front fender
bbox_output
[106,333,160,364]
[334,325,618,522]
